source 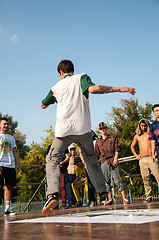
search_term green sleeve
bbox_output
[42,89,57,105]
[80,74,95,99]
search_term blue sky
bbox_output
[0,0,159,145]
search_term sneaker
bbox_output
[4,210,16,216]
[84,201,95,207]
[105,199,113,206]
[100,191,107,203]
[42,195,58,215]
[84,201,93,207]
[90,201,96,206]
[144,197,152,203]
[123,198,130,205]
[60,204,68,209]
[75,201,83,207]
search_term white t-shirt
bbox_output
[0,133,16,168]
[51,74,91,137]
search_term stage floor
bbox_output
[1,202,159,240]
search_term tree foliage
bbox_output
[14,129,30,159]
[17,126,55,202]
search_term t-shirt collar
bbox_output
[64,74,73,78]
[100,134,109,140]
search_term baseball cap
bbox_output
[98,122,107,129]
[68,144,76,151]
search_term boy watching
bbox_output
[95,122,129,205]
[0,117,20,215]
[66,145,77,208]
[131,118,159,203]
[71,157,89,207]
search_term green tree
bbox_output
[17,143,46,202]
[14,129,30,159]
[17,126,55,202]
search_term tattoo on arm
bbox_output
[99,86,117,94]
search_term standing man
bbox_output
[59,148,69,209]
[95,122,130,205]
[149,104,159,162]
[0,117,20,215]
[66,145,77,208]
[131,118,159,203]
[41,59,135,215]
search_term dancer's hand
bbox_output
[120,87,136,95]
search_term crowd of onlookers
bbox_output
[45,104,159,209]
[46,104,159,209]
[0,104,159,215]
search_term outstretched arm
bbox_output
[88,85,135,95]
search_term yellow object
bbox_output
[71,163,89,202]
[72,181,89,202]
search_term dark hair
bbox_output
[140,120,149,127]
[0,117,9,122]
[74,156,82,164]
[57,60,74,74]
[152,104,159,112]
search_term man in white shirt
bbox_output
[0,117,20,215]
[41,59,135,215]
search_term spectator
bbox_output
[66,145,77,208]
[95,122,130,205]
[72,157,89,207]
[131,118,159,203]
[60,148,69,208]
[0,117,20,215]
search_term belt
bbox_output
[141,155,152,158]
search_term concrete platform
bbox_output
[1,202,159,240]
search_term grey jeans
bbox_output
[101,162,126,192]
[46,132,106,196]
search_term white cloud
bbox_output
[11,34,18,44]
[0,25,19,44]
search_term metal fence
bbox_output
[0,156,158,215]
